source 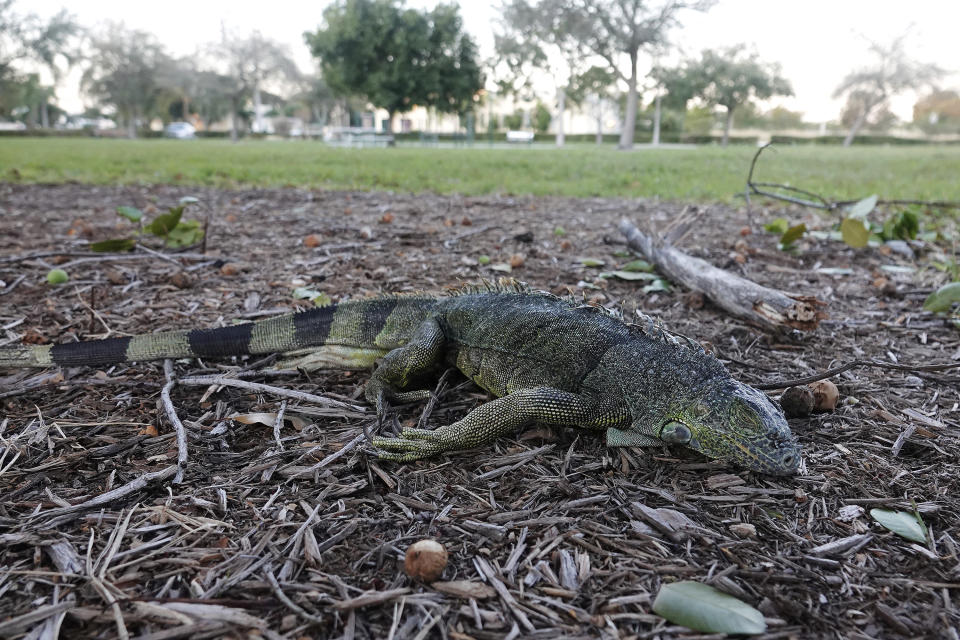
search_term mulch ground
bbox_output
[1,183,958,640]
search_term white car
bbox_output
[164,122,196,139]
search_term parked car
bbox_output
[164,122,196,139]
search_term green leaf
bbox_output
[841,218,870,248]
[642,278,671,293]
[146,206,184,236]
[763,218,789,234]
[116,205,143,222]
[90,237,137,253]
[579,258,606,267]
[619,259,654,272]
[923,282,960,313]
[652,581,766,635]
[311,292,333,307]
[847,194,878,219]
[477,255,491,265]
[869,508,927,543]
[612,250,631,258]
[164,219,204,248]
[779,223,807,248]
[892,210,919,240]
[293,288,332,307]
[600,270,658,281]
[46,268,69,285]
[553,226,566,236]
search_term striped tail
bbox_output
[0,296,439,370]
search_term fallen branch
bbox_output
[619,218,827,331]
[746,144,960,211]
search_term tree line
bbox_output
[0,0,953,147]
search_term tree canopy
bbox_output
[80,23,173,138]
[563,0,715,149]
[305,0,482,131]
[672,45,793,145]
[833,34,943,146]
[494,0,596,145]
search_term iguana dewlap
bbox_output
[0,284,801,475]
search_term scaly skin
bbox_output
[0,283,801,475]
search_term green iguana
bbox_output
[0,282,800,475]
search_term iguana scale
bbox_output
[0,282,800,475]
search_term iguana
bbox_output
[0,282,800,475]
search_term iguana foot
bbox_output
[372,427,449,462]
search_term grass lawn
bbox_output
[2,137,958,202]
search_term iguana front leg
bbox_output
[364,318,446,414]
[373,387,626,461]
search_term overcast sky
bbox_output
[29,0,960,122]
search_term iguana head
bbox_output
[611,378,801,475]
[664,380,800,475]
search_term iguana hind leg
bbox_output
[364,318,446,414]
[373,387,625,462]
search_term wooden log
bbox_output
[619,218,826,331]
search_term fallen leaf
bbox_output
[653,581,766,635]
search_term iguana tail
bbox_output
[0,295,440,370]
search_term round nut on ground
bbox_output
[404,539,448,582]
[780,385,814,418]
[809,380,839,412]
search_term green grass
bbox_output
[2,137,959,202]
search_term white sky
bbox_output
[28,0,960,122]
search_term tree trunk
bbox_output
[127,110,137,139]
[41,102,50,129]
[843,107,869,147]
[652,93,662,146]
[618,52,639,150]
[722,107,734,147]
[556,86,566,147]
[230,97,239,143]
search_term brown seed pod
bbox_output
[780,385,814,418]
[809,380,839,412]
[404,540,448,583]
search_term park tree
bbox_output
[833,34,943,146]
[679,45,792,145]
[0,0,79,82]
[568,65,618,143]
[81,23,173,138]
[564,0,714,150]
[306,0,482,133]
[0,0,79,126]
[419,3,483,118]
[215,30,300,141]
[913,89,960,134]
[495,0,596,146]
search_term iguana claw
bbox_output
[372,427,447,461]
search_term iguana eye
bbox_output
[660,421,692,444]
